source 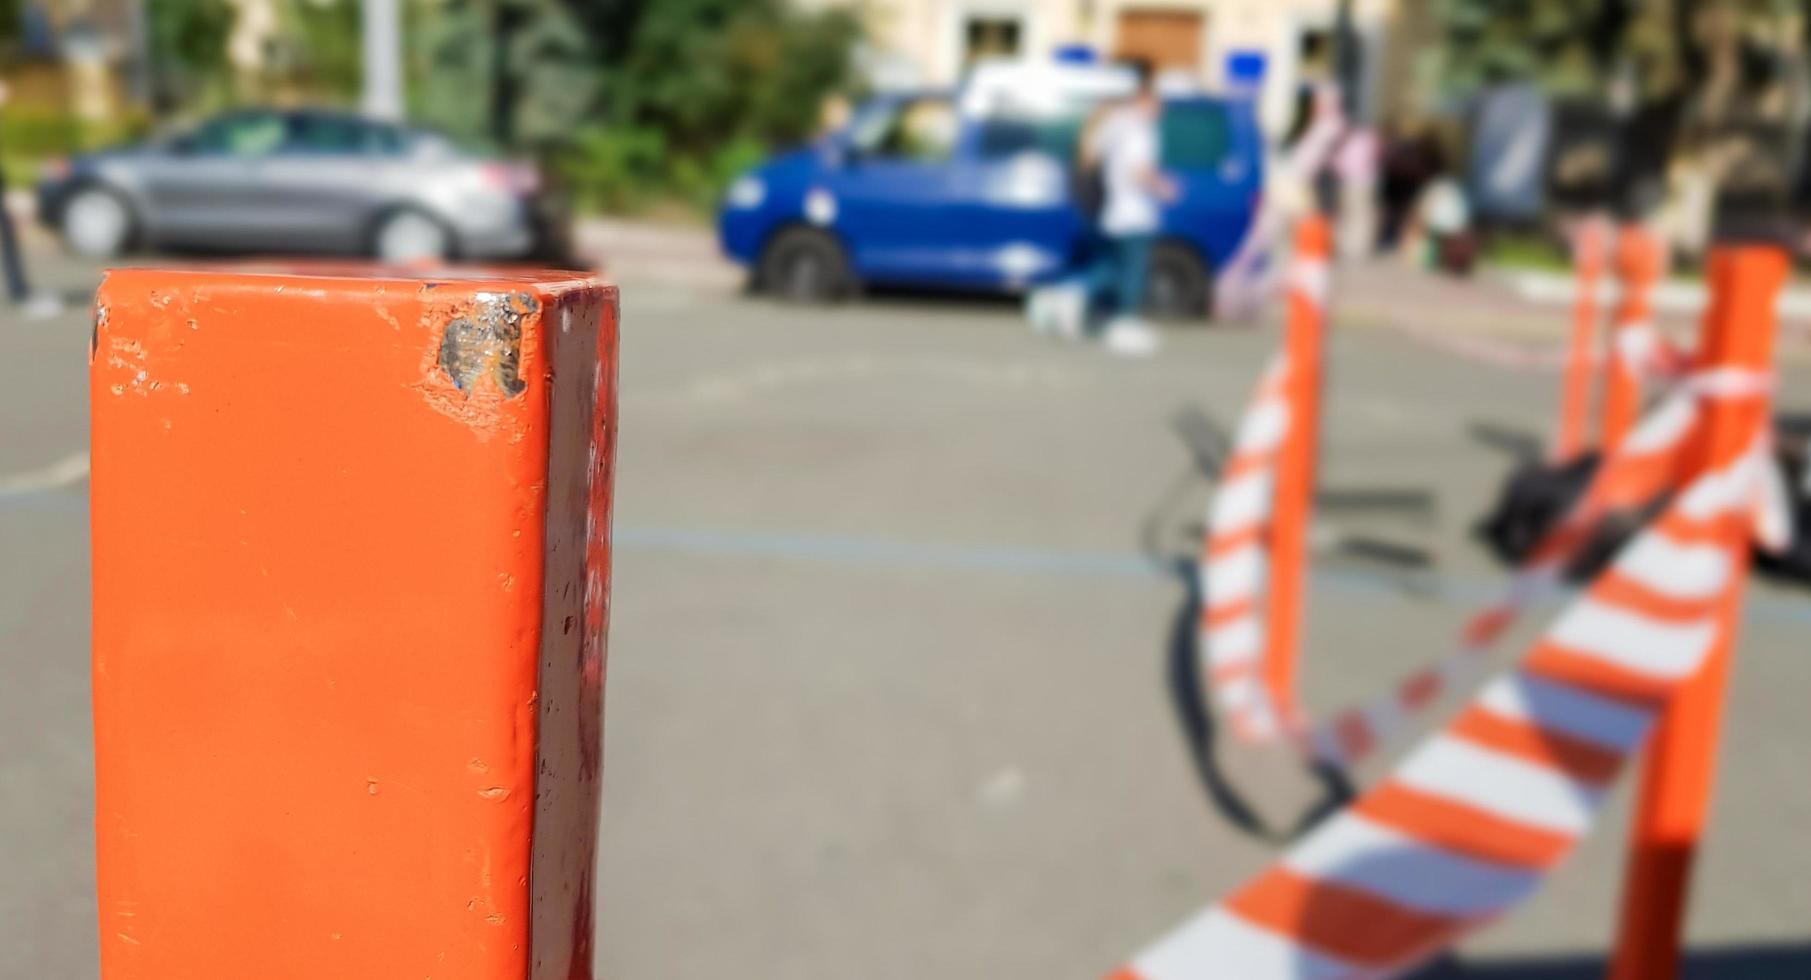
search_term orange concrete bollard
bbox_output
[1555,216,1609,460]
[1600,225,1667,452]
[1262,215,1332,727]
[1607,246,1786,980]
[89,267,619,979]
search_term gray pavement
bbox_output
[4,239,1810,978]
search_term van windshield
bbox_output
[848,97,960,162]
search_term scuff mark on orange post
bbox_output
[90,264,617,980]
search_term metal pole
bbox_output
[1606,244,1786,980]
[1333,0,1361,122]
[360,0,406,120]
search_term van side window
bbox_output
[1161,103,1231,170]
[977,114,1083,161]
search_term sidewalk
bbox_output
[575,216,742,291]
[1334,256,1811,367]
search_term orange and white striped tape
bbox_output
[1199,345,1766,767]
[1129,425,1773,980]
[1301,379,1732,768]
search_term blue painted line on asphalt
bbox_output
[613,524,1162,580]
[0,489,86,511]
[612,523,1811,627]
[5,494,1806,627]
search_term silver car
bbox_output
[36,108,570,264]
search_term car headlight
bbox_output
[726,175,765,209]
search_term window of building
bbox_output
[963,15,1023,67]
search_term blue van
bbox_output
[718,63,1263,318]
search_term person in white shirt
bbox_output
[1086,60,1177,355]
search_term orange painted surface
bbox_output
[1608,247,1786,980]
[89,265,619,980]
[1601,225,1666,451]
[1555,218,1608,460]
[1263,215,1332,727]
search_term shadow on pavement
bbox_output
[856,282,1026,313]
[1415,943,1811,978]
[1141,426,1353,843]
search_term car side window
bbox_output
[284,116,404,156]
[1161,103,1231,170]
[185,114,289,158]
[976,113,1083,162]
[860,98,958,163]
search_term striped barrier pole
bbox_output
[1202,222,1706,764]
[1262,215,1334,732]
[1600,224,1671,452]
[1133,246,1779,980]
[1607,245,1786,980]
[1115,383,1770,979]
[1555,216,1611,460]
[90,267,619,979]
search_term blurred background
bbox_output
[6,1,1811,978]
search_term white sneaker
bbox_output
[19,293,63,319]
[1051,286,1087,341]
[1101,317,1160,357]
[1025,287,1052,335]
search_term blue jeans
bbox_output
[1091,233,1153,320]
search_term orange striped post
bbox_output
[1555,216,1610,460]
[1600,224,1667,452]
[89,267,618,979]
[1262,215,1333,730]
[1607,245,1785,980]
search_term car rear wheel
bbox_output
[61,186,134,259]
[374,209,453,264]
[758,227,852,303]
[1147,241,1213,322]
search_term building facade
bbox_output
[812,0,1432,136]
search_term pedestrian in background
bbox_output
[0,82,59,320]
[1087,59,1176,356]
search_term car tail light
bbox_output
[481,162,541,195]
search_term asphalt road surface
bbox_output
[5,241,1810,979]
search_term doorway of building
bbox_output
[1115,8,1205,75]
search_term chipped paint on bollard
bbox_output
[89,267,618,980]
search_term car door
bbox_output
[137,111,291,250]
[957,107,1089,289]
[1159,99,1262,269]
[253,114,401,253]
[823,96,965,286]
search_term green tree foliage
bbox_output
[607,0,862,157]
[1,0,20,52]
[1433,0,1631,96]
[410,0,600,148]
[146,0,237,109]
[285,0,365,103]
[559,0,862,211]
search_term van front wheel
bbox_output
[1147,242,1212,322]
[758,227,853,304]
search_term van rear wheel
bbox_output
[758,227,852,304]
[1147,241,1212,322]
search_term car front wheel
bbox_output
[61,186,134,258]
[757,227,852,303]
